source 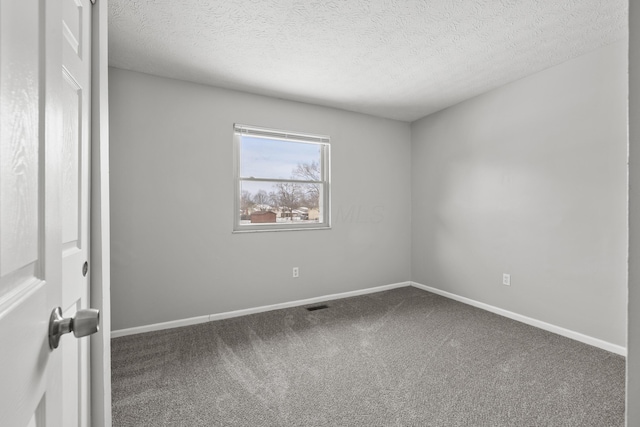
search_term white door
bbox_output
[0,0,93,425]
[61,0,92,425]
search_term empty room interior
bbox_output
[108,1,630,425]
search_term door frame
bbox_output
[89,0,111,425]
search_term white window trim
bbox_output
[233,124,331,233]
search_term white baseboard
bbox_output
[111,281,411,338]
[410,281,627,356]
[110,315,211,338]
[111,280,627,356]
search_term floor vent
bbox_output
[306,304,329,311]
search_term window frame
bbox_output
[233,124,331,233]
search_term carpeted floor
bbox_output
[111,287,625,426]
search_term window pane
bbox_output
[240,136,322,180]
[239,181,322,225]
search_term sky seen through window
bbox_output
[240,136,321,180]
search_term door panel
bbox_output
[1,0,92,425]
[61,0,90,310]
[0,285,50,426]
[0,0,55,425]
[0,0,40,297]
[62,0,82,57]
[61,70,81,251]
[61,0,91,426]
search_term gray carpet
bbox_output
[111,287,625,426]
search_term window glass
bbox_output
[240,137,321,180]
[234,124,330,232]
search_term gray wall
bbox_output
[109,68,412,331]
[628,0,638,422]
[110,41,628,349]
[411,41,628,347]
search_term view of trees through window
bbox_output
[236,131,329,228]
[239,161,321,224]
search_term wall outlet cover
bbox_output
[503,273,511,286]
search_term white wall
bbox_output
[411,41,628,347]
[109,68,412,331]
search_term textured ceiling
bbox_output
[109,0,627,122]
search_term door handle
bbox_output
[48,307,100,349]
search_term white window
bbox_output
[233,124,331,232]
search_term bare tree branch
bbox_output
[252,190,270,210]
[240,190,255,215]
[292,161,320,209]
[274,182,302,221]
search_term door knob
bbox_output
[49,307,100,349]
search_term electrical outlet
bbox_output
[293,267,299,278]
[503,273,511,286]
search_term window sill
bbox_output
[232,226,332,234]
